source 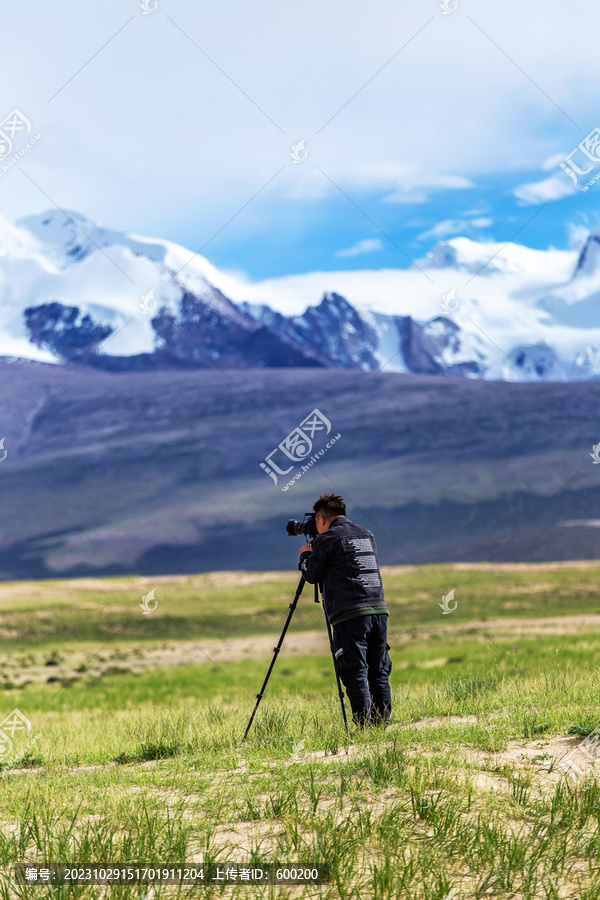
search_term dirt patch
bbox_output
[389,613,600,645]
[204,572,294,587]
[5,724,599,808]
[401,715,479,729]
[411,731,598,794]
[0,580,135,597]
[468,771,504,791]
[287,743,365,766]
[7,607,600,688]
[0,584,47,597]
[505,581,555,594]
[211,819,283,853]
[60,579,139,591]
[494,733,579,764]
[79,603,133,613]
[479,613,600,629]
[450,561,600,571]
[0,631,330,687]
[376,566,416,577]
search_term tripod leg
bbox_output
[242,575,306,742]
[317,583,350,737]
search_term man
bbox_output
[298,493,392,727]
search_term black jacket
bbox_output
[298,517,385,622]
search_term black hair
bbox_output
[313,493,346,519]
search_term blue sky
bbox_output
[201,174,600,280]
[1,0,599,281]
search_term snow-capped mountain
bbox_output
[2,208,600,380]
[0,208,280,364]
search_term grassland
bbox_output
[1,563,600,898]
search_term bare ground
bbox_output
[6,607,600,689]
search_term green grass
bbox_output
[0,563,600,897]
[0,561,599,646]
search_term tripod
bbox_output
[242,575,349,741]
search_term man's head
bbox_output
[313,493,347,534]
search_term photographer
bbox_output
[298,493,392,727]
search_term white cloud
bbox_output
[235,235,577,318]
[567,223,592,248]
[417,217,493,241]
[0,0,598,248]
[513,175,576,205]
[462,206,490,217]
[292,160,475,207]
[381,175,474,205]
[542,151,572,171]
[335,238,383,257]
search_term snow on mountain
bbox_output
[242,292,381,371]
[0,209,272,362]
[573,234,600,278]
[242,237,600,380]
[14,209,270,312]
[2,208,600,380]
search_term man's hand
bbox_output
[299,542,312,555]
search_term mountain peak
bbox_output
[16,209,118,264]
[574,234,600,278]
[322,291,354,309]
[3,207,600,382]
[426,242,458,268]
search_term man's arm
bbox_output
[298,535,329,584]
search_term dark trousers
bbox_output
[331,614,392,726]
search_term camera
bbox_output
[286,512,317,540]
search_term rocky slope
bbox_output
[3,209,600,380]
[0,359,598,579]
